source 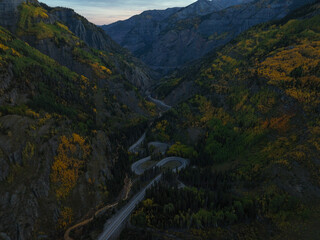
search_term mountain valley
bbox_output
[0,0,320,239]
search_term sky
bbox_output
[43,0,196,25]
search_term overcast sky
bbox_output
[43,0,196,25]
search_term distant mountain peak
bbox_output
[176,0,254,18]
[103,0,316,76]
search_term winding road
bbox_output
[156,157,189,172]
[128,132,146,153]
[147,95,172,111]
[97,96,187,240]
[98,156,188,240]
[131,156,151,175]
[64,96,180,240]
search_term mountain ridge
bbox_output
[103,0,316,75]
[0,1,157,239]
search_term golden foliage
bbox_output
[90,62,112,79]
[0,43,21,57]
[25,109,40,119]
[0,43,9,51]
[152,120,170,141]
[20,3,49,20]
[144,101,157,117]
[258,41,320,106]
[38,113,52,126]
[196,95,215,125]
[167,142,198,158]
[58,207,73,229]
[143,198,154,207]
[56,22,72,33]
[262,114,294,133]
[51,133,90,199]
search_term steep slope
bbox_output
[44,5,121,53]
[14,1,155,115]
[126,2,320,239]
[0,0,33,31]
[0,0,154,90]
[103,0,316,75]
[42,4,154,89]
[0,1,157,239]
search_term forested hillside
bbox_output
[1,0,320,239]
[123,2,320,239]
[0,1,156,239]
[103,0,315,75]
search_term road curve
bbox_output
[129,97,171,153]
[131,156,151,175]
[147,95,172,111]
[98,156,188,240]
[98,98,183,240]
[156,157,189,172]
[128,132,146,153]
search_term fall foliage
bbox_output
[58,207,73,229]
[51,134,90,199]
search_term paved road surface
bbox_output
[148,95,171,111]
[97,174,162,240]
[156,157,189,172]
[98,97,183,240]
[128,132,146,153]
[98,156,188,240]
[131,156,151,175]
[64,177,132,240]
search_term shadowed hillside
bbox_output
[122,2,320,239]
[103,0,316,75]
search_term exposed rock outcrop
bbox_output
[43,5,155,90]
[0,0,25,31]
[0,0,38,31]
[47,6,120,53]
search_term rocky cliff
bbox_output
[0,0,24,31]
[0,0,154,90]
[47,3,154,90]
[103,0,316,75]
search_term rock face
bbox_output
[1,0,154,91]
[103,0,316,75]
[47,6,120,53]
[0,114,113,240]
[0,0,39,31]
[40,4,154,90]
[0,0,25,31]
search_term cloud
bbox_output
[43,0,195,25]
